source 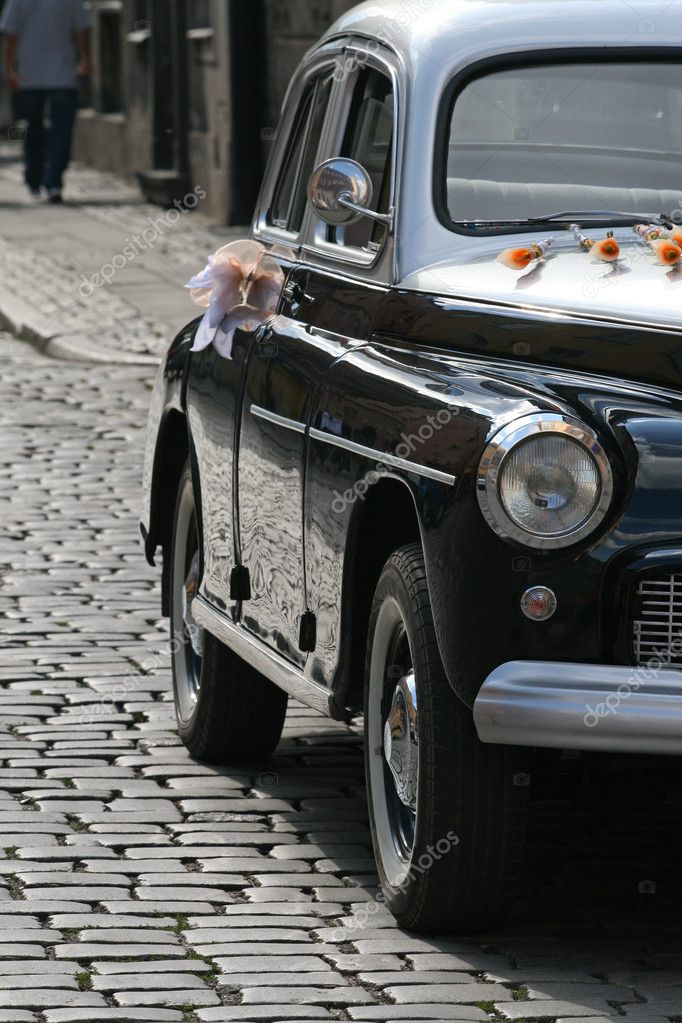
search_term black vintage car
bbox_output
[141,0,682,931]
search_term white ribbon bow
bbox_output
[186,240,285,359]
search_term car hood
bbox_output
[399,230,682,334]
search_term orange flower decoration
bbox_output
[589,236,620,262]
[497,237,553,270]
[633,224,682,265]
[649,238,682,266]
[497,247,535,270]
[569,223,620,263]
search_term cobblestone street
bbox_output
[0,145,242,363]
[0,335,681,1022]
[0,0,680,1006]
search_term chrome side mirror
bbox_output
[308,157,393,227]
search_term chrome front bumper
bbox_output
[473,660,682,755]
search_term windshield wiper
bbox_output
[458,210,674,229]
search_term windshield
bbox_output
[442,61,682,229]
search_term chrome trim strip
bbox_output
[192,595,331,716]
[250,405,306,435]
[474,660,682,756]
[309,427,457,487]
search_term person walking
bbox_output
[0,0,91,203]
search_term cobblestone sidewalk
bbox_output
[0,337,681,1023]
[0,145,243,363]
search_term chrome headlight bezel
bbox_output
[476,413,614,550]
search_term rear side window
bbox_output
[269,71,334,234]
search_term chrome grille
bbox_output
[632,573,682,666]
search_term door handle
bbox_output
[282,273,312,315]
[283,280,304,304]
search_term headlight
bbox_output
[477,414,613,549]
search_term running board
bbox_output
[191,595,332,716]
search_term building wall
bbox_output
[262,0,357,137]
[74,0,361,224]
[74,1,148,181]
[0,0,11,130]
[123,4,155,182]
[185,1,231,222]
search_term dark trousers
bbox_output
[19,89,78,193]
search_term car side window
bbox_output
[329,66,394,252]
[269,71,334,234]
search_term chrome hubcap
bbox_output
[172,480,204,726]
[181,551,204,661]
[368,596,418,883]
[383,671,418,811]
[380,615,418,863]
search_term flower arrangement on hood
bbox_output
[634,224,682,267]
[186,240,285,359]
[496,237,554,271]
[569,223,620,263]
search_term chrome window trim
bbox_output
[302,237,378,268]
[253,47,345,249]
[250,404,306,435]
[309,427,457,487]
[476,413,614,550]
[305,41,402,279]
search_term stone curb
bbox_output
[0,285,161,366]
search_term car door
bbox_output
[239,50,398,670]
[189,56,337,622]
[187,325,257,623]
[234,60,340,665]
[300,53,400,690]
[237,298,367,667]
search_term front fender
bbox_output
[332,343,682,705]
[140,318,200,563]
[313,340,587,706]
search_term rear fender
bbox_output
[140,318,199,565]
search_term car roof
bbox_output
[318,0,682,283]
[322,0,682,64]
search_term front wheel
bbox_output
[364,543,528,933]
[169,462,288,762]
